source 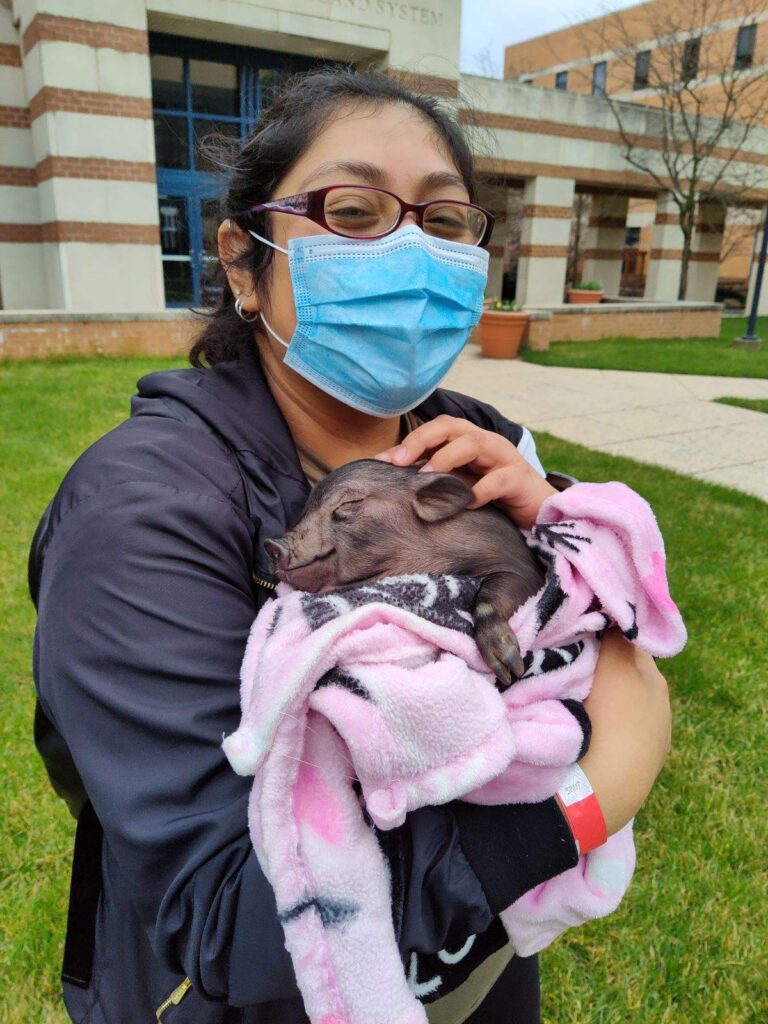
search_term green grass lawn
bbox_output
[714,396,768,415]
[2,357,766,1022]
[524,315,768,378]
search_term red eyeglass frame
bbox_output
[246,184,496,248]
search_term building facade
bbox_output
[503,0,768,298]
[0,0,767,334]
[0,0,463,312]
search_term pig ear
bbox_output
[412,473,474,522]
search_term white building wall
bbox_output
[0,4,46,309]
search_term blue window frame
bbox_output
[555,70,568,91]
[150,33,325,307]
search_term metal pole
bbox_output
[739,204,768,343]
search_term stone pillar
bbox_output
[0,4,45,309]
[11,0,163,310]
[746,208,768,316]
[644,192,684,300]
[581,194,629,297]
[687,201,725,301]
[516,176,575,307]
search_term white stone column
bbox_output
[686,201,725,301]
[581,194,629,297]
[516,176,575,307]
[0,4,45,308]
[746,208,768,316]
[12,0,163,310]
[644,192,684,300]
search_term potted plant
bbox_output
[567,280,604,304]
[478,299,529,359]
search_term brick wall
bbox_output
[515,304,722,351]
[2,306,721,361]
[0,318,197,361]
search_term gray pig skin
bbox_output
[264,460,545,688]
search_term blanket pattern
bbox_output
[223,482,686,1024]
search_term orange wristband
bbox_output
[555,764,608,855]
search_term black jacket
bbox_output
[29,344,579,1023]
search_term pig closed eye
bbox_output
[332,499,364,521]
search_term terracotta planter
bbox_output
[567,288,604,305]
[478,310,529,358]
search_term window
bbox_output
[735,24,757,70]
[149,35,324,307]
[682,36,700,81]
[633,50,651,90]
[624,226,641,246]
[592,61,607,96]
[555,70,568,90]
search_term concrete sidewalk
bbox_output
[443,348,768,502]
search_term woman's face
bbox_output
[223,102,472,348]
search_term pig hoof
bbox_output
[475,624,525,689]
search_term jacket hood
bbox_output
[131,343,307,485]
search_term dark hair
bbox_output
[189,66,479,367]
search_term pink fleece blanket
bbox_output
[223,482,686,1024]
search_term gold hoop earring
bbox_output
[234,296,259,323]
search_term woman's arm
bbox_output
[35,481,301,1005]
[580,629,672,836]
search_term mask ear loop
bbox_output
[260,312,290,349]
[249,229,289,255]
[247,229,291,347]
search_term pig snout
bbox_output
[264,537,290,571]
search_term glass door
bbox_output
[150,35,324,307]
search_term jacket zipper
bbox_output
[155,977,192,1021]
[252,571,276,591]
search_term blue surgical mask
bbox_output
[248,224,489,417]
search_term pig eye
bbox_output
[332,499,363,521]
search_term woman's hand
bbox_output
[375,415,556,529]
[580,629,673,836]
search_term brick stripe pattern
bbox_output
[649,248,684,260]
[461,108,768,170]
[29,87,152,121]
[0,43,22,66]
[0,223,159,244]
[0,105,31,129]
[522,204,573,219]
[519,244,570,258]
[688,251,721,262]
[35,156,156,182]
[0,224,43,242]
[41,222,159,244]
[23,13,148,55]
[655,212,680,225]
[0,167,36,186]
[487,244,505,257]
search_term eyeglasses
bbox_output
[247,185,495,248]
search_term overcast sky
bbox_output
[459,0,641,76]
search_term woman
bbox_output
[30,69,671,1024]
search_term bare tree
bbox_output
[568,194,591,287]
[472,45,501,79]
[573,0,768,299]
